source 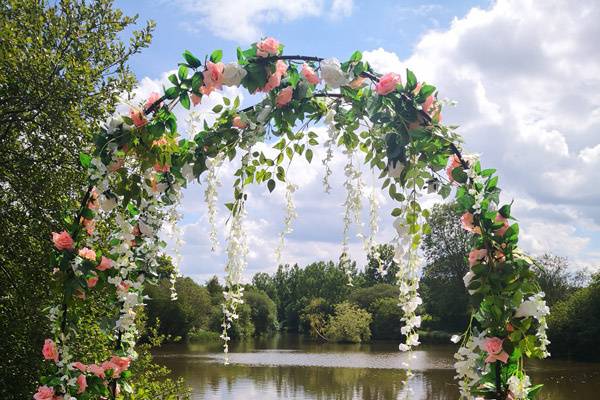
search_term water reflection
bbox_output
[153,335,600,399]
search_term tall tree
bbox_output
[363,244,400,286]
[420,203,473,331]
[0,1,153,397]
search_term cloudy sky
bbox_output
[115,0,600,283]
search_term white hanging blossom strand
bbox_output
[340,150,364,284]
[205,153,224,251]
[364,183,379,252]
[322,109,337,193]
[454,331,486,398]
[275,181,298,264]
[221,200,249,361]
[168,207,183,301]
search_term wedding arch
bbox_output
[37,38,550,400]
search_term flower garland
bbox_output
[37,37,549,400]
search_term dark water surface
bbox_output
[153,334,600,399]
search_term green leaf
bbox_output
[191,72,203,92]
[451,167,468,183]
[180,92,191,110]
[305,148,313,163]
[406,69,417,91]
[168,74,179,86]
[79,152,92,168]
[212,104,223,113]
[210,49,223,63]
[267,179,276,193]
[178,65,188,81]
[391,208,402,217]
[165,86,179,99]
[182,50,202,68]
[350,50,362,62]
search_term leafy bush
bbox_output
[547,274,600,360]
[324,302,372,343]
[244,289,279,334]
[370,298,403,340]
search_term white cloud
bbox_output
[134,0,600,283]
[175,0,353,42]
[364,0,600,268]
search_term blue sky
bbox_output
[117,1,488,78]
[114,0,600,283]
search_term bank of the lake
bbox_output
[152,335,600,399]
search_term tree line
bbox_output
[146,204,599,361]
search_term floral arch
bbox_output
[37,38,550,400]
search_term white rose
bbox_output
[138,219,154,236]
[257,104,272,123]
[222,63,247,87]
[514,299,538,318]
[181,163,195,182]
[463,270,476,294]
[320,58,348,88]
[100,193,117,212]
[387,159,404,178]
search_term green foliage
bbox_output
[534,254,587,307]
[349,284,397,310]
[0,0,153,397]
[362,244,399,286]
[323,302,372,343]
[547,274,600,360]
[369,298,403,340]
[421,203,472,331]
[244,289,279,334]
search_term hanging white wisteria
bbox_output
[204,152,224,251]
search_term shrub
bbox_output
[324,302,372,343]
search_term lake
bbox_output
[153,334,600,399]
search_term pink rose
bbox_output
[82,218,95,236]
[87,364,105,379]
[468,248,488,267]
[42,339,59,362]
[275,60,288,76]
[107,356,131,377]
[108,157,125,173]
[71,362,87,372]
[301,63,320,85]
[97,256,113,271]
[413,82,423,95]
[256,37,280,57]
[78,247,96,261]
[117,281,130,293]
[446,154,462,182]
[496,214,510,237]
[262,72,282,93]
[460,212,481,234]
[129,108,146,127]
[153,163,170,173]
[232,116,247,129]
[33,386,55,400]
[52,231,74,251]
[152,137,168,147]
[76,374,87,394]
[145,92,162,110]
[276,86,293,108]
[484,337,509,364]
[422,95,435,113]
[87,273,98,288]
[375,72,402,95]
[190,93,201,106]
[203,61,224,91]
[261,60,288,93]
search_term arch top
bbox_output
[38,37,547,400]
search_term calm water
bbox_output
[153,335,600,399]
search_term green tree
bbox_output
[145,277,212,339]
[548,274,600,360]
[534,254,587,307]
[362,244,399,286]
[349,283,398,310]
[244,289,278,334]
[420,203,473,331]
[324,302,372,343]
[370,298,403,340]
[0,1,153,397]
[300,297,333,339]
